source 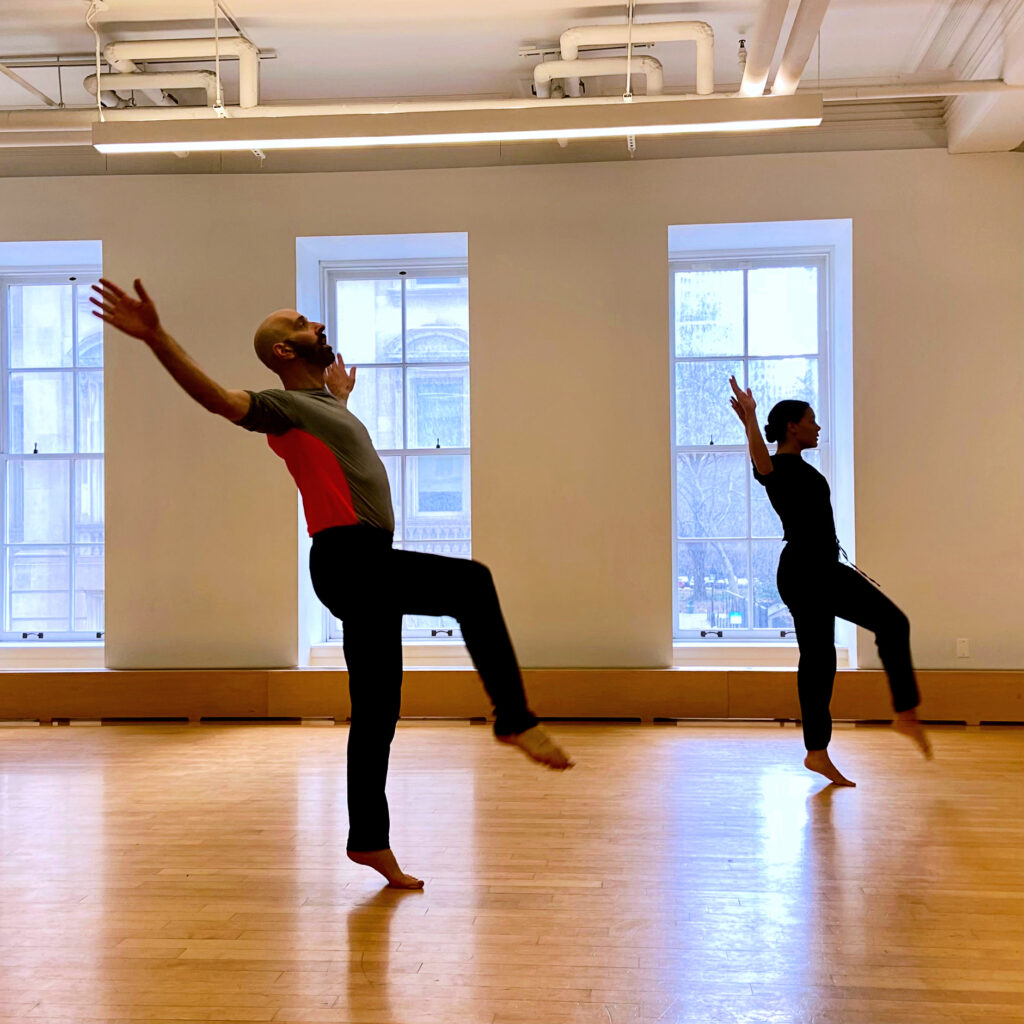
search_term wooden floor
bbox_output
[0,722,1022,1024]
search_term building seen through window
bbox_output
[2,276,104,640]
[325,265,469,640]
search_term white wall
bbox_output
[0,149,1020,669]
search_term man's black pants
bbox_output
[310,524,538,851]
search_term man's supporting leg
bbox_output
[341,611,424,888]
[342,611,402,852]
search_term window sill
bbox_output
[309,641,471,669]
[0,642,104,670]
[673,642,849,668]
[310,642,849,670]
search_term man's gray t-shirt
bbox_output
[237,387,394,536]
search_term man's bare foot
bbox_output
[804,749,856,787]
[893,710,933,759]
[497,725,574,770]
[347,849,424,890]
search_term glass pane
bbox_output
[74,460,104,543]
[751,448,820,538]
[406,366,469,449]
[345,367,402,450]
[77,370,104,453]
[7,546,69,633]
[74,545,104,632]
[675,359,744,446]
[7,459,70,544]
[675,453,747,539]
[8,284,74,368]
[674,270,744,357]
[748,266,819,357]
[396,538,469,638]
[405,276,469,362]
[748,358,819,431]
[404,454,471,544]
[751,540,792,631]
[9,372,74,454]
[334,278,402,364]
[402,613,462,635]
[379,455,402,538]
[76,283,104,366]
[676,541,749,632]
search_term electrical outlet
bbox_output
[956,637,970,658]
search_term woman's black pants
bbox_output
[777,546,920,751]
[309,525,539,852]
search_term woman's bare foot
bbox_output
[893,709,933,759]
[497,725,574,770]
[804,749,856,787]
[347,849,424,890]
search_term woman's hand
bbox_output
[730,375,773,475]
[728,375,756,425]
[325,353,356,401]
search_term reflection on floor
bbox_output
[0,721,1021,1024]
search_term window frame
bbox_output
[320,258,470,641]
[669,249,834,640]
[0,268,104,642]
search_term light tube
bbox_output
[93,95,823,154]
[94,118,819,154]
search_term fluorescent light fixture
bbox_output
[92,94,822,154]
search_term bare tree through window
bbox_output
[671,259,828,638]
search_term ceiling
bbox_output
[1,0,1022,173]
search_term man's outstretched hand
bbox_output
[325,352,356,401]
[91,278,161,343]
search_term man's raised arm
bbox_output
[91,278,251,422]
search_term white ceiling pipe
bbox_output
[103,38,259,107]
[772,0,831,96]
[560,22,714,95]
[85,70,217,105]
[534,56,663,98]
[106,58,178,107]
[739,0,791,97]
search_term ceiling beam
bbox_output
[947,3,1024,152]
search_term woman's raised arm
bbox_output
[729,375,772,476]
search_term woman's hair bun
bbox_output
[764,423,777,443]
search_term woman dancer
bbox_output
[728,376,931,786]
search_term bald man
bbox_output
[92,278,572,890]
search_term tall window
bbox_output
[1,273,104,640]
[323,260,470,640]
[671,255,830,639]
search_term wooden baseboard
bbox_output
[0,667,1021,725]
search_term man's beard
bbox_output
[293,337,335,369]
